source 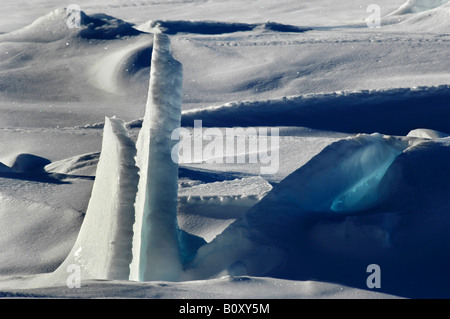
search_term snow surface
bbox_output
[1,0,450,299]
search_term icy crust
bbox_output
[3,129,449,297]
[130,33,184,282]
[54,117,138,281]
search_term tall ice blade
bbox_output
[54,117,138,281]
[130,33,184,281]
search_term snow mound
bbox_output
[407,128,450,139]
[78,13,141,40]
[10,153,51,173]
[179,176,272,202]
[0,193,82,276]
[90,40,152,94]
[0,8,142,43]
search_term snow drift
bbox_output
[386,0,450,32]
[389,0,449,15]
[91,40,152,95]
[129,33,185,282]
[45,152,100,177]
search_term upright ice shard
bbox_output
[129,33,184,281]
[55,117,138,281]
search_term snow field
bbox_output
[0,0,450,298]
